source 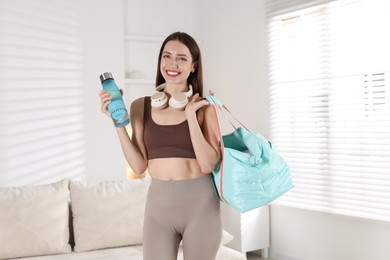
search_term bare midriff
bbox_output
[147,158,206,180]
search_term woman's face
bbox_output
[160,40,195,86]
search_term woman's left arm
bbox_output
[186,94,221,174]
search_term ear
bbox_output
[192,61,198,72]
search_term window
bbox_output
[265,0,390,221]
[0,0,85,185]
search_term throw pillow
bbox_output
[221,229,234,246]
[0,179,71,259]
[69,178,151,252]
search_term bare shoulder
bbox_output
[129,97,146,123]
[131,97,144,109]
[130,97,145,113]
[198,103,214,126]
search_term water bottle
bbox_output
[99,72,130,127]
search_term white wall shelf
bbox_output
[123,33,161,88]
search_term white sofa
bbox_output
[0,178,246,260]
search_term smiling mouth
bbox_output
[166,70,180,77]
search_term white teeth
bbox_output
[167,70,179,76]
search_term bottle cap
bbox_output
[99,72,114,83]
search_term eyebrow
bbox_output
[162,51,189,58]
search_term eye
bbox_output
[162,54,170,59]
[177,57,188,62]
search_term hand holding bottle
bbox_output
[99,72,130,127]
[99,89,123,117]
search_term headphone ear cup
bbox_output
[169,93,189,110]
[150,84,193,110]
[151,92,168,109]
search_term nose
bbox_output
[166,57,178,67]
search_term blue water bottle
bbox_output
[99,72,130,127]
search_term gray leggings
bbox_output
[143,175,222,260]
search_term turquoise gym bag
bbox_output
[206,94,294,213]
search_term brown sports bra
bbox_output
[143,96,196,160]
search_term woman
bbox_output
[99,32,222,260]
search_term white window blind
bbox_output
[265,0,390,222]
[0,0,85,186]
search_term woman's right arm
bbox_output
[99,91,148,174]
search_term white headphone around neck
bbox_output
[151,84,193,110]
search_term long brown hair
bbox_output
[155,32,203,97]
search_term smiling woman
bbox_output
[0,0,85,186]
[98,31,222,260]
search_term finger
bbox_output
[99,91,111,100]
[101,99,111,106]
[100,92,111,100]
[197,97,208,102]
[198,99,210,107]
[99,89,111,95]
[191,93,200,102]
[120,88,124,96]
[103,99,111,105]
[101,100,111,115]
[101,98,110,106]
[192,99,209,110]
[100,92,112,104]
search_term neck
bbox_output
[164,83,189,95]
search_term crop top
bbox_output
[143,96,196,160]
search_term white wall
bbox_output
[270,205,390,260]
[0,0,126,184]
[124,0,198,37]
[197,0,269,135]
[77,0,126,181]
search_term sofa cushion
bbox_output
[69,178,151,252]
[17,245,246,260]
[221,229,234,246]
[17,246,144,260]
[0,179,71,260]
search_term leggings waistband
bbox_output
[148,175,215,199]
